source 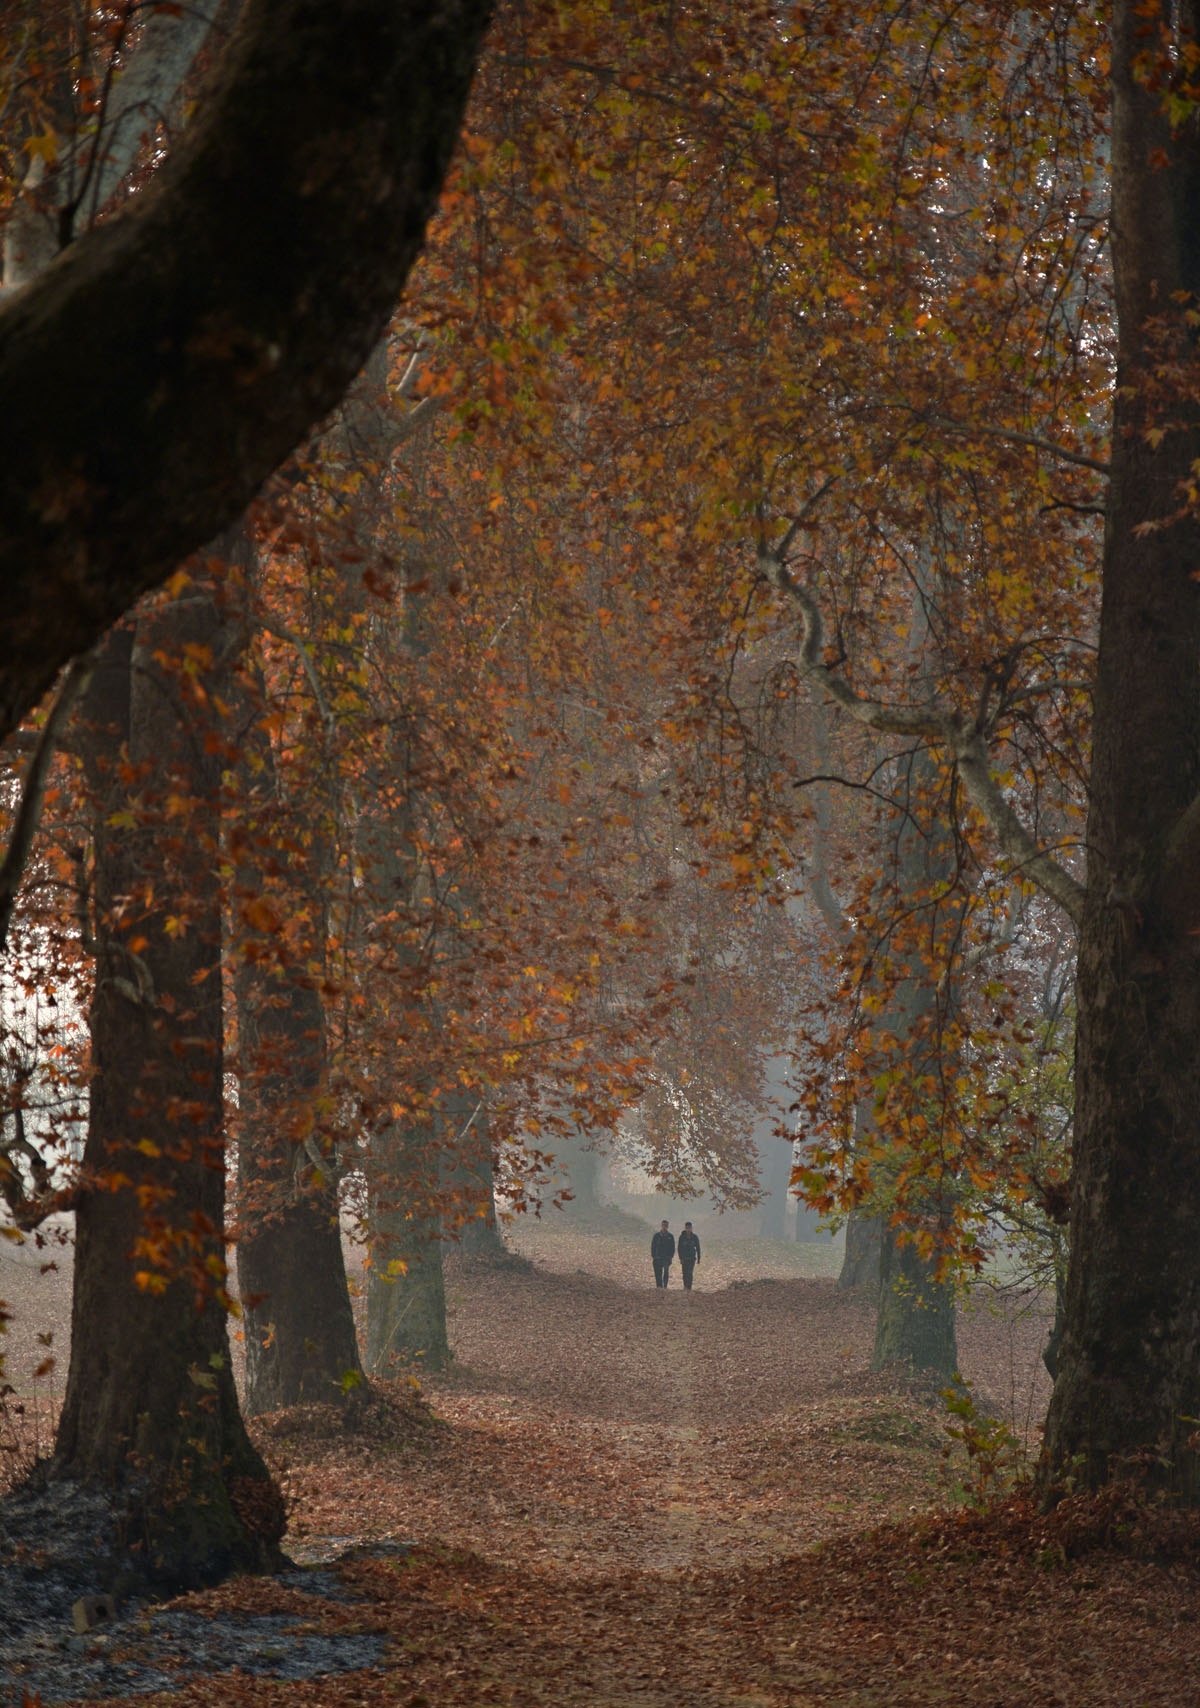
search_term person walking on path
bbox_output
[678,1222,701,1291]
[651,1220,675,1288]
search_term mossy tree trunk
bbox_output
[366,1119,449,1375]
[837,1209,882,1290]
[872,1223,958,1380]
[862,746,962,1376]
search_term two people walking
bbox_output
[650,1219,701,1290]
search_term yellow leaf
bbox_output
[23,131,58,165]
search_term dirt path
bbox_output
[7,1223,1200,1705]
[276,1245,992,1579]
[232,1234,1200,1708]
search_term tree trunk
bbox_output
[757,1128,792,1240]
[231,622,364,1417]
[366,1121,450,1375]
[53,606,282,1590]
[553,1126,604,1218]
[837,1210,882,1290]
[872,1224,958,1380]
[842,744,961,1361]
[794,1199,827,1241]
[1043,1,1200,1494]
[236,972,364,1414]
[444,1099,505,1257]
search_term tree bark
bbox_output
[236,970,364,1415]
[553,1126,605,1218]
[230,623,364,1417]
[1042,0,1200,1494]
[837,1209,882,1291]
[444,1098,506,1257]
[872,1224,958,1380]
[53,605,283,1590]
[366,1122,450,1375]
[0,0,492,743]
[757,1126,792,1241]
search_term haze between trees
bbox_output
[3,0,1200,1633]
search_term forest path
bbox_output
[226,1231,1200,1708]
[12,1225,1197,1707]
[641,1288,703,1575]
[281,1241,1002,1580]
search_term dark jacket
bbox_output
[677,1229,701,1266]
[651,1229,675,1264]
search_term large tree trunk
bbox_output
[0,0,493,744]
[53,605,282,1589]
[1043,2,1200,1494]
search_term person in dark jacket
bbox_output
[677,1221,701,1291]
[651,1220,675,1288]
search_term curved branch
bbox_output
[759,543,1088,927]
[925,415,1111,477]
[0,0,493,744]
[953,730,1086,925]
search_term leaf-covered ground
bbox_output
[9,1221,1200,1705]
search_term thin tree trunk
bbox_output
[445,1099,506,1257]
[758,1129,792,1240]
[231,623,364,1417]
[366,1121,450,1374]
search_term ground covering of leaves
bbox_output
[7,1220,1200,1705]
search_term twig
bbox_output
[0,652,95,952]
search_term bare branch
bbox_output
[925,415,1111,477]
[260,619,333,733]
[0,652,95,952]
[1004,679,1093,707]
[3,5,219,289]
[945,730,1085,926]
[0,1105,67,1232]
[758,537,1088,927]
